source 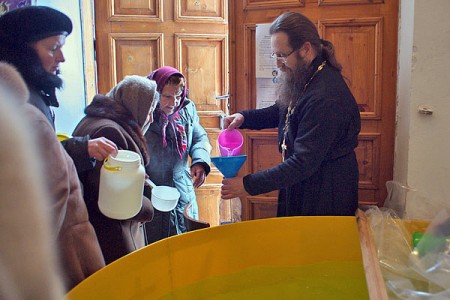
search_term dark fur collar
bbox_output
[85,95,149,165]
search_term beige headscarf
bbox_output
[106,75,158,128]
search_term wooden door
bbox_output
[231,0,398,220]
[94,0,229,226]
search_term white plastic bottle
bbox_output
[98,150,145,220]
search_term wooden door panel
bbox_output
[176,34,228,112]
[110,0,160,19]
[177,0,227,21]
[114,0,156,13]
[110,33,162,86]
[246,132,281,187]
[243,0,305,10]
[319,17,383,118]
[241,131,281,220]
[356,134,380,206]
[199,113,222,129]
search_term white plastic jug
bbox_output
[98,150,145,220]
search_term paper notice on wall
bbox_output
[256,78,279,109]
[256,23,279,109]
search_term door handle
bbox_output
[215,94,230,100]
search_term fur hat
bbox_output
[0,6,72,46]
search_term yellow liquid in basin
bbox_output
[160,261,368,300]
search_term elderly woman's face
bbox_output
[30,34,66,75]
[160,83,182,115]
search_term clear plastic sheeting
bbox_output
[365,206,450,299]
[219,197,242,225]
[383,181,417,218]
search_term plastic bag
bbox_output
[383,181,416,218]
[365,206,450,299]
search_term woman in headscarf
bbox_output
[144,66,212,244]
[73,75,158,265]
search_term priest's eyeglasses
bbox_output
[270,49,297,64]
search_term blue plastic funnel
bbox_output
[211,155,247,178]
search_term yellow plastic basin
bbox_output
[67,216,370,299]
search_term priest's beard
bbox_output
[277,56,314,110]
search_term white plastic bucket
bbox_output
[98,150,145,219]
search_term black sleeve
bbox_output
[61,135,95,173]
[243,96,342,196]
[240,103,280,130]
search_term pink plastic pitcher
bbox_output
[218,129,243,156]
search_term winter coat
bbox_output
[0,62,66,299]
[144,99,211,243]
[0,64,107,290]
[241,56,361,216]
[73,76,157,264]
[24,103,106,290]
[27,84,94,173]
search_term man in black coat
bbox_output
[222,12,361,216]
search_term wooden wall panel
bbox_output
[319,18,383,119]
[196,184,222,226]
[249,196,278,219]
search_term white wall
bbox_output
[36,0,87,135]
[396,0,450,220]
